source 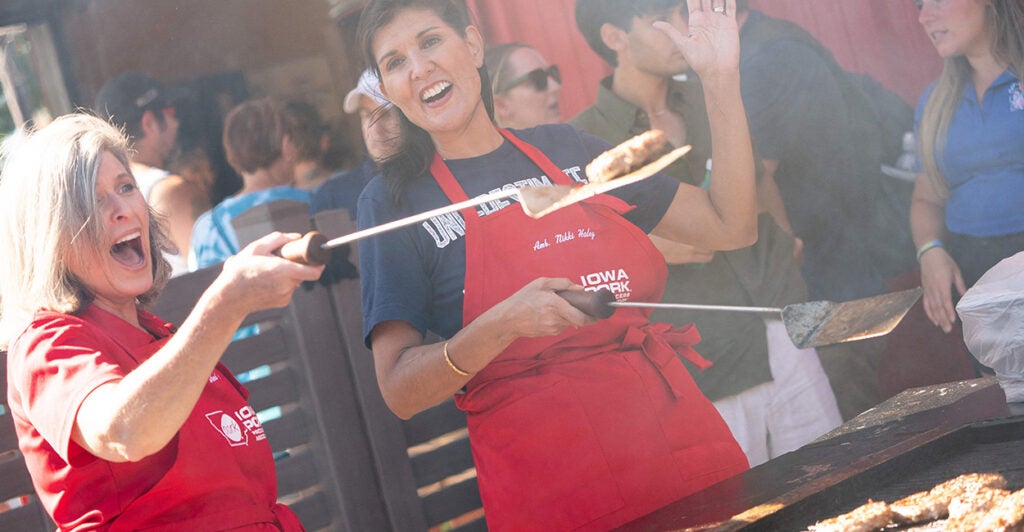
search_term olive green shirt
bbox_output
[571,75,808,401]
[572,76,711,184]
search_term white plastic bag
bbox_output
[957,251,1024,402]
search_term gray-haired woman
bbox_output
[0,113,322,530]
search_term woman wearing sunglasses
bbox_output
[484,42,563,128]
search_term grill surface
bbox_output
[619,378,1020,531]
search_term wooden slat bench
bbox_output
[313,207,486,532]
[1,355,56,531]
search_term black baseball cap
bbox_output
[94,71,171,129]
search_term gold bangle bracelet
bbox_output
[443,342,472,377]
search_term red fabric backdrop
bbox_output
[466,0,943,120]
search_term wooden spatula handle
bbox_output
[556,288,616,319]
[277,231,331,266]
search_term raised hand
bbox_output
[654,0,739,79]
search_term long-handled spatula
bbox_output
[279,146,691,265]
[559,287,923,349]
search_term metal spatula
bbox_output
[560,287,923,349]
[280,145,692,265]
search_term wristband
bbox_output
[916,239,944,262]
[443,342,473,377]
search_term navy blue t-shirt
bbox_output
[357,124,679,345]
[310,158,377,218]
[739,11,888,301]
[308,159,378,282]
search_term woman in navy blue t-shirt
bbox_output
[356,0,757,528]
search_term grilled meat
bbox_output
[585,130,667,184]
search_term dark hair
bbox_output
[94,71,171,139]
[357,0,495,204]
[575,0,685,66]
[282,100,326,161]
[222,97,286,175]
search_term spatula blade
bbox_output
[519,145,691,219]
[783,287,923,349]
[517,184,576,218]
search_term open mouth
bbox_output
[421,81,453,104]
[110,231,146,268]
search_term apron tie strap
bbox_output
[623,322,710,398]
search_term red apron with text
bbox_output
[436,130,748,531]
[105,335,303,531]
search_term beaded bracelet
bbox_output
[443,342,472,377]
[916,239,944,262]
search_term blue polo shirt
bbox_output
[916,69,1024,237]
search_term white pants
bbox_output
[713,320,843,467]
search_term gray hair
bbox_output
[0,113,172,346]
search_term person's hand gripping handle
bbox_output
[277,231,331,266]
[556,289,616,319]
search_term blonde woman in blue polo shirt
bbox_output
[912,0,1024,336]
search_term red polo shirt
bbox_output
[6,305,302,531]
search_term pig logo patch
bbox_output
[208,411,248,446]
[205,406,266,447]
[1010,82,1024,112]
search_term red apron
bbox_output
[106,336,303,531]
[435,130,748,531]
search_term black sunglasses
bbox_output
[497,65,561,93]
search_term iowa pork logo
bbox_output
[206,406,267,447]
[580,268,632,300]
